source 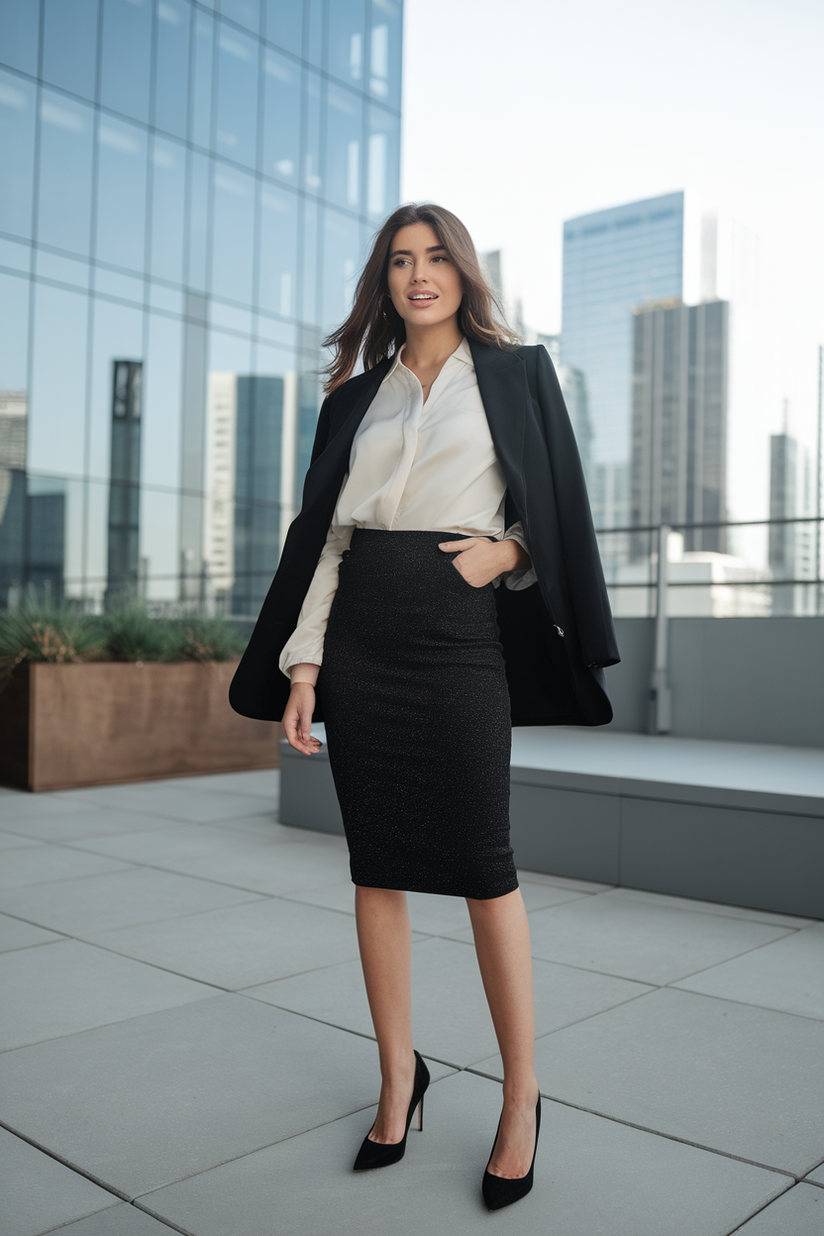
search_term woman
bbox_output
[230,204,618,1210]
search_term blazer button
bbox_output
[554,624,565,637]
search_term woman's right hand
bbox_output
[282,682,323,755]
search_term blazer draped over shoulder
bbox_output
[229,340,620,727]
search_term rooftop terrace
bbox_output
[1,765,822,1235]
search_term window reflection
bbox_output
[37,90,95,257]
[322,207,363,331]
[0,69,36,240]
[0,0,39,76]
[215,21,259,169]
[367,104,400,221]
[221,0,261,36]
[190,8,215,149]
[264,0,302,56]
[28,285,88,477]
[100,0,153,124]
[211,164,255,305]
[262,48,300,184]
[186,150,211,293]
[303,70,322,193]
[326,84,363,212]
[149,136,187,286]
[258,185,299,318]
[42,0,98,102]
[95,115,148,273]
[154,0,190,140]
[370,0,402,109]
[327,0,366,88]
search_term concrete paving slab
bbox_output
[248,936,653,1067]
[0,912,65,952]
[160,838,352,895]
[0,844,134,889]
[804,1162,824,1187]
[46,1205,180,1235]
[0,868,262,936]
[517,868,615,893]
[204,811,292,838]
[139,1069,788,1236]
[0,807,187,842]
[0,1126,119,1236]
[0,939,212,1050]
[0,831,42,850]
[0,994,452,1198]
[280,879,357,916]
[515,986,824,1174]
[674,923,824,1021]
[472,888,798,985]
[84,895,362,989]
[0,794,99,823]
[67,821,297,864]
[55,783,281,825]
[142,769,279,799]
[732,1183,824,1234]
[607,884,816,929]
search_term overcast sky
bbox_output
[401,0,823,440]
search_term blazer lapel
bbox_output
[301,359,391,508]
[469,340,528,515]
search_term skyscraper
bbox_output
[630,298,728,555]
[0,0,402,613]
[561,192,684,532]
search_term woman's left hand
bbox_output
[438,537,528,587]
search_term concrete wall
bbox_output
[606,617,824,748]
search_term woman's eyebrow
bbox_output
[389,245,446,257]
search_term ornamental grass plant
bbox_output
[0,602,246,681]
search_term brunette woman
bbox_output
[230,203,618,1210]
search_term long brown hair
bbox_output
[322,203,519,393]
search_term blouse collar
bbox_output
[386,335,474,379]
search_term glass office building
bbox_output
[0,0,402,615]
[561,192,684,533]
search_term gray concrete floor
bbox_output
[1,768,823,1236]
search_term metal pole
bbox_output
[816,345,822,614]
[649,524,672,734]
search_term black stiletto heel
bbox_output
[353,1050,430,1172]
[481,1095,541,1211]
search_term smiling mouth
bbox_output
[409,293,438,301]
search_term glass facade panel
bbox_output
[149,136,187,285]
[37,90,95,257]
[367,103,399,221]
[264,0,302,56]
[190,7,215,149]
[42,0,98,102]
[185,149,211,292]
[211,164,255,304]
[95,114,149,273]
[327,0,366,89]
[321,206,363,331]
[0,0,402,615]
[28,283,89,477]
[214,21,259,169]
[0,69,36,240]
[261,48,300,185]
[220,0,261,35]
[99,0,153,124]
[153,0,191,140]
[369,0,402,109]
[326,84,363,212]
[258,184,298,317]
[0,0,40,76]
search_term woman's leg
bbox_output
[467,887,540,1177]
[355,885,418,1144]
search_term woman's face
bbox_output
[386,222,463,330]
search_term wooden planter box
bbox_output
[0,660,282,793]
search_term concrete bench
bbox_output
[279,727,824,919]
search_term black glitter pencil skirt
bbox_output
[319,528,519,900]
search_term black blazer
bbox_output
[229,340,620,727]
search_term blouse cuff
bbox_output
[500,521,537,591]
[280,650,324,677]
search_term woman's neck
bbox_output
[401,318,464,373]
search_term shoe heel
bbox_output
[417,1094,424,1132]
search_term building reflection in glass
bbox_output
[0,0,403,615]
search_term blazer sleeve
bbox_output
[532,346,620,668]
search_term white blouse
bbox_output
[279,337,536,676]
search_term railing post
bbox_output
[649,524,673,734]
